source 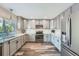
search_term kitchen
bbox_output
[0,3,79,56]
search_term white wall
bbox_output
[71,4,79,54]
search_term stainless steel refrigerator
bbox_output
[61,4,79,56]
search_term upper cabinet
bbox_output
[27,19,50,29]
[53,17,60,29]
[53,18,56,29]
[50,19,54,29]
[24,20,28,29]
[42,20,50,29]
[27,19,35,29]
[60,12,66,32]
[31,20,35,29]
[56,16,61,29]
[35,20,40,25]
[17,16,27,33]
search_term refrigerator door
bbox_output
[70,4,79,55]
[66,17,71,47]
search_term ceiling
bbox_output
[0,3,73,19]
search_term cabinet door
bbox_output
[25,34,29,42]
[28,20,35,29]
[24,34,27,43]
[23,35,25,43]
[32,20,35,29]
[2,41,10,56]
[17,37,22,50]
[29,34,35,41]
[23,35,26,44]
[24,20,28,29]
[61,14,66,32]
[51,33,55,44]
[35,20,40,25]
[44,34,51,42]
[22,35,24,45]
[10,39,17,56]
[43,20,50,29]
[22,35,25,44]
[57,16,61,29]
[50,20,54,29]
[53,19,57,29]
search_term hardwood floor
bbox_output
[15,43,60,56]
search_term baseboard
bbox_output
[26,41,51,43]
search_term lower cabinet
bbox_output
[21,35,24,45]
[52,35,61,51]
[24,34,28,43]
[44,34,51,42]
[23,35,26,44]
[51,33,55,44]
[25,35,30,42]
[29,34,35,42]
[51,30,61,51]
[2,41,10,56]
[17,37,22,50]
[0,34,29,56]
[10,38,17,56]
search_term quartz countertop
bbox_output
[0,33,27,44]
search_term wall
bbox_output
[0,6,17,20]
[71,4,79,54]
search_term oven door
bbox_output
[35,31,44,43]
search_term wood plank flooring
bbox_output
[15,43,60,56]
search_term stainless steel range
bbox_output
[35,31,44,43]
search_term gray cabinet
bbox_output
[2,41,10,56]
[43,20,50,29]
[17,37,22,50]
[56,16,61,29]
[29,34,35,42]
[24,34,28,43]
[50,20,54,29]
[28,20,35,29]
[44,34,51,42]
[0,34,27,56]
[10,38,17,56]
[61,13,66,32]
[20,35,24,46]
[53,18,57,29]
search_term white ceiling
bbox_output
[0,3,73,19]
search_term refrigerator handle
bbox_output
[70,18,72,46]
